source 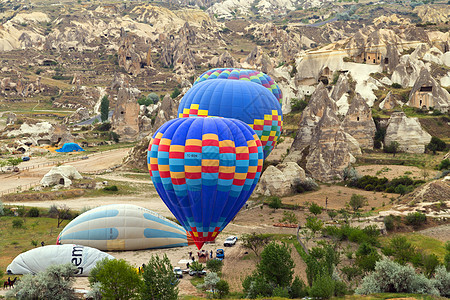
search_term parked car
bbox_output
[224,236,238,247]
[189,269,206,276]
[22,156,30,161]
[216,249,224,260]
[173,267,183,278]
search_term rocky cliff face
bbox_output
[408,68,450,113]
[341,94,376,149]
[254,162,306,197]
[291,83,337,152]
[306,107,355,182]
[209,51,238,68]
[244,46,274,75]
[117,29,152,76]
[384,111,432,153]
[111,87,141,142]
[391,55,426,87]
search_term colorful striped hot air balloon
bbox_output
[178,79,282,159]
[57,204,193,250]
[148,117,263,249]
[194,68,283,105]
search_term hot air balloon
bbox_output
[57,204,194,251]
[148,117,263,249]
[6,244,114,276]
[178,79,282,159]
[194,68,283,105]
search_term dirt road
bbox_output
[0,148,130,194]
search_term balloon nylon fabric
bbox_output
[194,68,283,105]
[148,117,263,249]
[178,79,283,160]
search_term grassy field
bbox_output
[0,216,70,282]
[355,151,446,169]
[380,233,447,260]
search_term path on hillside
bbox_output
[0,148,130,194]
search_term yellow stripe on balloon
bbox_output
[202,159,219,167]
[219,140,235,148]
[203,133,219,140]
[234,173,247,180]
[235,147,248,154]
[160,138,172,145]
[219,166,235,173]
[170,145,185,152]
[185,165,201,173]
[186,139,202,146]
[171,172,185,179]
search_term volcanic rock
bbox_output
[244,46,273,75]
[111,87,141,142]
[122,135,152,172]
[40,165,83,188]
[384,112,431,153]
[342,94,376,149]
[209,51,238,68]
[391,55,426,87]
[381,43,400,74]
[117,29,152,76]
[6,113,17,125]
[63,107,90,124]
[379,91,402,110]
[306,107,355,182]
[408,68,450,113]
[254,162,307,197]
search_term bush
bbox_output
[439,159,450,170]
[27,207,40,218]
[290,276,307,298]
[267,196,282,210]
[290,98,308,112]
[206,258,223,273]
[0,199,4,216]
[391,83,402,88]
[309,275,335,299]
[103,185,118,192]
[384,236,416,265]
[405,212,427,228]
[215,279,229,298]
[355,258,439,295]
[170,87,181,99]
[148,92,159,104]
[309,202,323,216]
[12,219,24,228]
[272,286,290,298]
[434,265,450,297]
[426,136,447,154]
[95,122,111,132]
[384,215,395,231]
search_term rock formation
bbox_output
[290,83,337,152]
[384,112,432,153]
[117,29,152,76]
[244,46,274,75]
[306,107,356,182]
[63,107,90,124]
[330,73,350,115]
[391,55,425,87]
[342,94,376,149]
[381,43,400,74]
[40,165,83,188]
[4,122,73,146]
[122,135,152,172]
[152,94,178,130]
[254,162,307,197]
[408,68,450,113]
[6,113,17,125]
[111,87,141,142]
[209,51,238,68]
[379,91,402,110]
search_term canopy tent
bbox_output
[56,142,85,152]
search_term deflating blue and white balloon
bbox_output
[57,204,193,251]
[6,244,114,276]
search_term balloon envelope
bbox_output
[194,68,283,105]
[57,204,193,250]
[178,79,282,159]
[6,244,114,276]
[148,117,263,249]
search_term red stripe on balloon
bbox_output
[219,173,234,180]
[233,179,245,186]
[169,152,185,159]
[185,145,202,153]
[186,172,201,179]
[202,166,219,173]
[236,153,249,160]
[203,140,219,147]
[219,147,235,153]
[172,178,186,185]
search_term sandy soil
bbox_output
[0,148,131,194]
[355,164,431,181]
[419,224,450,242]
[282,185,392,211]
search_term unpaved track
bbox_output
[0,148,130,194]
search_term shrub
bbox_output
[170,87,181,99]
[103,185,118,192]
[439,159,450,170]
[426,136,447,154]
[95,122,111,131]
[290,98,308,112]
[267,196,282,210]
[355,258,439,295]
[290,276,307,298]
[0,199,4,216]
[434,265,450,297]
[348,194,368,212]
[272,286,290,298]
[215,279,229,298]
[391,83,402,88]
[12,219,24,228]
[27,207,40,218]
[206,258,223,273]
[405,212,427,228]
[308,202,323,216]
[384,215,395,231]
[309,275,335,299]
[384,236,416,265]
[279,211,298,224]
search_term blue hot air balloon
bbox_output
[194,68,283,105]
[148,117,263,249]
[178,79,282,159]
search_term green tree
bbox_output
[241,232,271,257]
[257,242,295,287]
[445,242,450,271]
[268,196,282,210]
[427,136,447,154]
[148,92,159,104]
[216,279,230,298]
[309,202,323,216]
[8,157,22,168]
[189,261,205,277]
[141,254,178,300]
[348,194,368,212]
[89,258,141,300]
[384,141,400,157]
[200,272,220,296]
[383,236,416,265]
[100,95,109,122]
[170,87,181,99]
[7,264,77,300]
[206,258,223,273]
[355,243,381,272]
